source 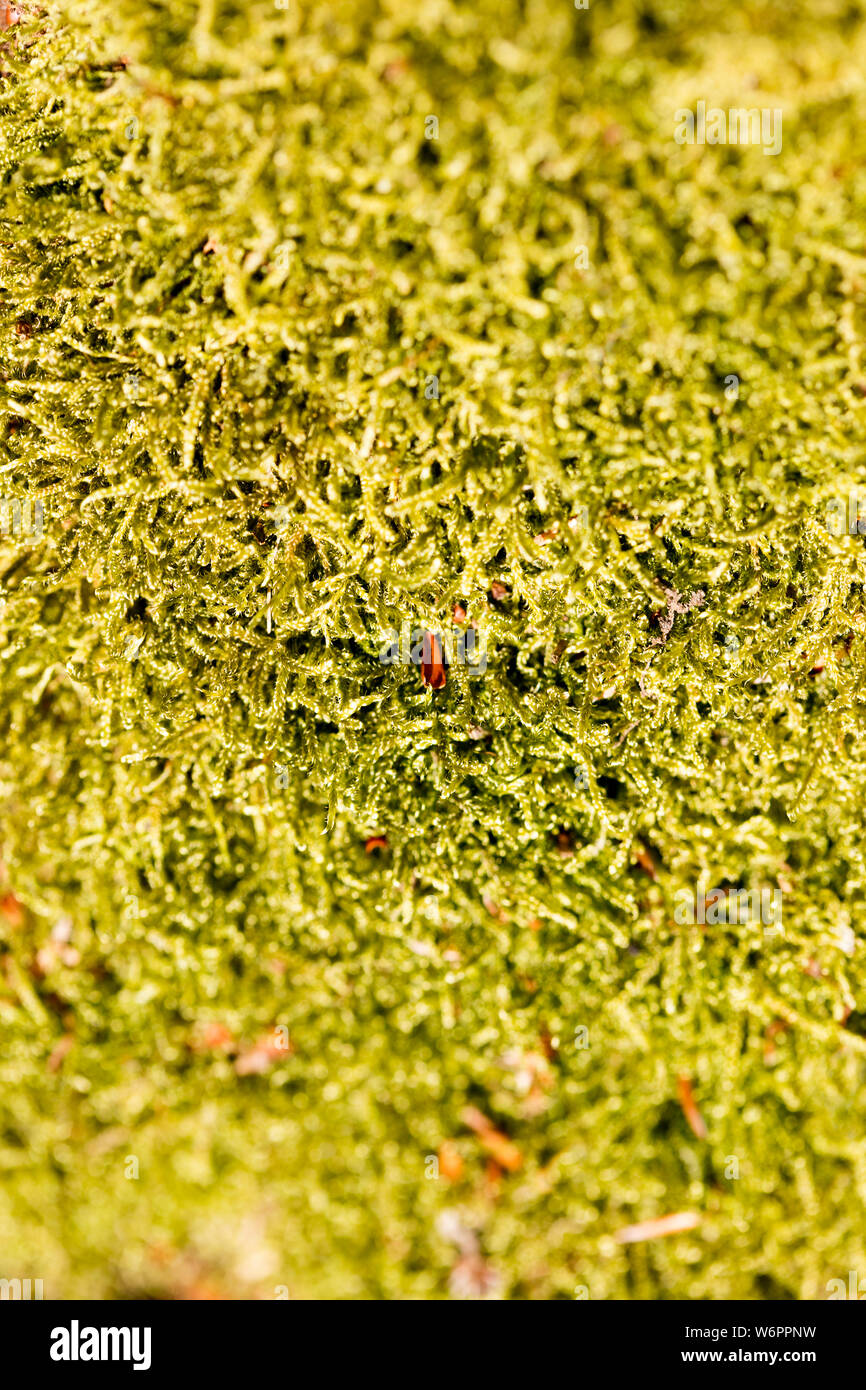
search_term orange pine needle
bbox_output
[677,1075,708,1140]
[633,842,658,880]
[438,1141,464,1181]
[0,892,25,928]
[421,632,446,690]
[461,1106,522,1172]
[613,1211,701,1244]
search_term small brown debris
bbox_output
[501,1046,554,1118]
[482,895,506,921]
[764,1019,789,1064]
[142,84,181,108]
[34,942,78,975]
[365,835,388,853]
[51,917,73,944]
[381,57,410,83]
[449,1252,502,1299]
[437,1211,501,1297]
[235,1030,292,1076]
[489,582,509,602]
[235,1052,269,1077]
[549,639,568,664]
[194,1022,235,1052]
[484,1158,503,1190]
[181,1281,228,1301]
[435,1208,477,1254]
[649,585,706,646]
[48,1034,74,1073]
[147,1241,176,1268]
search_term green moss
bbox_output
[1,0,866,1298]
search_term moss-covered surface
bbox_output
[1,0,866,1298]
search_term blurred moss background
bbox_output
[1,0,866,1297]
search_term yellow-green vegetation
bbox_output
[1,0,866,1298]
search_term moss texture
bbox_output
[1,0,866,1298]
